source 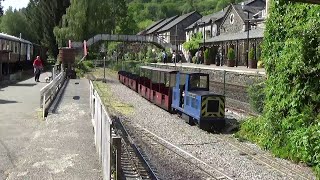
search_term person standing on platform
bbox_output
[162,50,167,64]
[33,56,43,82]
[188,51,192,63]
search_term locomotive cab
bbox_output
[172,72,225,131]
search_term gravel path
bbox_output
[99,71,316,180]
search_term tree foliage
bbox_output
[24,0,70,58]
[0,7,36,42]
[54,0,133,47]
[183,32,202,51]
[238,0,320,176]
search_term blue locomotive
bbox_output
[171,72,225,131]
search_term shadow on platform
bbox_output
[8,83,37,87]
[0,99,19,104]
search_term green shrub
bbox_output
[247,82,265,114]
[238,1,320,177]
[249,48,254,61]
[83,61,94,69]
[227,48,235,60]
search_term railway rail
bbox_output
[217,135,314,180]
[119,118,236,180]
[113,117,160,180]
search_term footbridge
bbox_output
[71,34,173,49]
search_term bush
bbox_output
[227,48,235,60]
[249,48,254,61]
[247,82,265,114]
[238,1,320,177]
[192,56,197,64]
[83,61,94,69]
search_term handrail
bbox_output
[71,34,173,49]
[40,70,66,119]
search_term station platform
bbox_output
[151,63,266,75]
[0,74,101,179]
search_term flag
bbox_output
[84,40,88,56]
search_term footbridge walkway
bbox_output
[71,34,173,49]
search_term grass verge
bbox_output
[93,79,134,116]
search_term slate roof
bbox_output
[185,9,227,30]
[240,0,266,5]
[205,27,264,43]
[137,19,165,35]
[157,11,201,33]
[233,4,263,21]
[146,15,179,34]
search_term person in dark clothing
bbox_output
[162,50,167,64]
[33,56,43,82]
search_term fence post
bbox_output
[224,70,226,96]
[112,136,121,180]
[42,94,46,119]
[52,67,55,80]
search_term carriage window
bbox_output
[179,74,186,85]
[170,74,176,87]
[151,71,159,83]
[15,43,18,53]
[189,75,208,90]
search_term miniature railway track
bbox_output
[122,120,235,180]
[217,135,313,180]
[113,117,160,180]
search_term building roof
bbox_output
[137,19,165,35]
[146,15,179,34]
[0,33,32,44]
[185,9,227,30]
[240,0,266,6]
[157,11,201,33]
[233,4,263,21]
[206,27,264,43]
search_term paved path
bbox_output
[0,74,101,179]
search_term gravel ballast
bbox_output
[97,71,316,180]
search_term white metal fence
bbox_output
[89,80,113,180]
[40,69,66,119]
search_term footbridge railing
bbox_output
[71,34,172,49]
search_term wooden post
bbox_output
[112,136,121,180]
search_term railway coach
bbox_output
[118,66,226,131]
[0,33,47,80]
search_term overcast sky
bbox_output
[3,0,30,12]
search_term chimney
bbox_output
[241,2,245,9]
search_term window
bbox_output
[189,75,208,90]
[230,13,235,24]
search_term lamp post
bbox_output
[100,43,106,83]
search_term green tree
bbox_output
[0,7,36,42]
[0,0,4,16]
[24,0,70,58]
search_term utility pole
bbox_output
[175,25,177,67]
[101,43,106,83]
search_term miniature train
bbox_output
[118,66,225,131]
